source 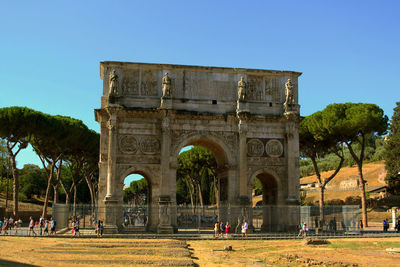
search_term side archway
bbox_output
[249,167,282,232]
[118,166,157,231]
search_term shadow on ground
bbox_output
[0,258,38,267]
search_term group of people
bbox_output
[0,216,56,236]
[0,216,22,235]
[297,221,308,238]
[213,221,232,238]
[213,220,249,238]
[71,218,80,237]
[30,216,57,236]
[383,218,390,232]
[383,218,400,232]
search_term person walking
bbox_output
[39,216,45,236]
[241,220,248,239]
[2,217,8,235]
[302,223,308,238]
[297,221,304,238]
[75,218,80,237]
[43,219,49,236]
[225,222,231,239]
[72,220,76,237]
[28,216,36,236]
[99,220,104,237]
[214,221,219,238]
[50,217,56,236]
[219,221,225,238]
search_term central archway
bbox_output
[171,135,235,231]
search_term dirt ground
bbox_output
[0,237,399,266]
[0,237,193,266]
[188,237,400,267]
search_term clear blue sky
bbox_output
[1,0,399,171]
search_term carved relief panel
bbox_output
[246,76,264,101]
[119,135,160,155]
[247,138,284,158]
[140,70,158,96]
[121,70,139,95]
[264,77,281,103]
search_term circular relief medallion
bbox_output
[119,136,138,154]
[247,139,264,157]
[140,137,160,154]
[265,139,283,158]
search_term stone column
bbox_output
[238,119,248,198]
[105,106,121,200]
[237,115,252,231]
[285,119,299,204]
[103,105,121,234]
[157,116,174,233]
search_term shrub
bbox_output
[345,196,361,205]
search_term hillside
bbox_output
[300,161,387,203]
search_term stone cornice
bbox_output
[100,61,302,80]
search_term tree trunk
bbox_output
[73,184,77,217]
[197,183,204,215]
[10,155,19,217]
[5,173,9,209]
[347,141,367,228]
[42,161,56,218]
[358,165,368,228]
[213,175,220,208]
[319,186,325,228]
[53,159,62,204]
[85,176,95,211]
[53,184,59,204]
[184,177,195,213]
[59,180,69,204]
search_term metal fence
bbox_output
[53,203,360,233]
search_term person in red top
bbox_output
[225,222,231,239]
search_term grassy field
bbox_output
[0,237,400,266]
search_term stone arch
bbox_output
[118,166,156,231]
[171,134,234,167]
[119,166,156,186]
[248,167,282,204]
[248,167,281,189]
[171,133,235,210]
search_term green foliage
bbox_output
[253,178,263,195]
[299,103,389,178]
[176,146,217,205]
[384,102,400,194]
[19,164,47,199]
[123,178,148,204]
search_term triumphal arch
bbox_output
[95,61,301,233]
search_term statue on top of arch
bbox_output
[162,72,172,98]
[283,78,294,113]
[109,69,119,96]
[238,76,247,101]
